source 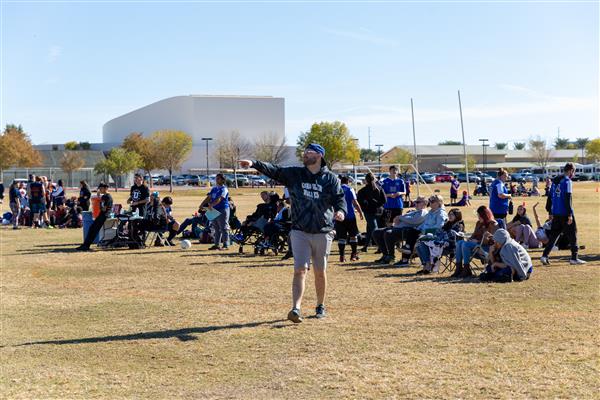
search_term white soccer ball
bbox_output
[180,239,192,250]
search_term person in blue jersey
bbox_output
[201,173,230,250]
[489,168,512,229]
[381,165,406,225]
[239,143,346,323]
[450,176,460,203]
[541,163,586,266]
[335,176,364,263]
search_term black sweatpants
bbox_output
[543,215,578,260]
[82,214,107,248]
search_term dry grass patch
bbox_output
[1,183,599,398]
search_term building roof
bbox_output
[386,145,507,157]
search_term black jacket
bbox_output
[357,184,386,215]
[252,160,346,234]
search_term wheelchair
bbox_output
[231,217,267,254]
[254,226,290,256]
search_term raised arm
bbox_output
[532,202,542,230]
[239,160,290,186]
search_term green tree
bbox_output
[64,141,80,150]
[438,140,462,146]
[0,124,42,176]
[575,138,590,163]
[152,130,193,193]
[360,148,378,162]
[495,142,507,150]
[95,148,141,191]
[59,151,85,187]
[554,137,570,149]
[513,142,526,150]
[388,147,415,174]
[79,141,91,150]
[585,138,600,162]
[461,155,476,173]
[296,121,359,166]
[122,132,161,188]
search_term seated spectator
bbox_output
[261,200,292,252]
[452,205,498,278]
[447,191,471,207]
[49,203,68,226]
[506,204,539,248]
[177,209,209,239]
[238,191,275,239]
[415,208,465,274]
[136,192,168,245]
[530,186,540,196]
[61,203,83,228]
[395,194,448,267]
[372,196,428,265]
[163,197,180,245]
[479,229,533,282]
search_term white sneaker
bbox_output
[540,256,550,266]
[570,259,587,265]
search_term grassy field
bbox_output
[1,182,599,399]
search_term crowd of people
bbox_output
[3,175,90,230]
[2,147,589,323]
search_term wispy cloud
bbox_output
[48,45,62,63]
[323,27,398,46]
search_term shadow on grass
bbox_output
[10,319,288,347]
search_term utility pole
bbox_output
[479,138,489,172]
[376,144,383,175]
[368,127,371,150]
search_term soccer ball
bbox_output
[180,239,192,250]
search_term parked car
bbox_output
[456,173,480,183]
[512,171,534,182]
[475,172,494,183]
[435,173,454,182]
[173,175,187,186]
[248,176,266,186]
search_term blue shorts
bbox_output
[30,202,47,214]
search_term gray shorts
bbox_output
[290,230,334,271]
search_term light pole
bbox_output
[201,137,213,186]
[352,138,359,189]
[376,144,383,175]
[479,138,488,173]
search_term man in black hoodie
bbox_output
[239,143,346,323]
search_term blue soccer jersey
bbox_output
[489,178,509,215]
[209,185,229,210]
[342,184,357,219]
[551,177,573,216]
[382,178,405,209]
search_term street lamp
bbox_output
[352,138,359,188]
[201,137,213,186]
[375,144,383,175]
[479,138,489,172]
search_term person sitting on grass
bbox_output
[61,202,83,229]
[479,229,533,283]
[452,205,498,278]
[372,196,429,265]
[415,208,465,275]
[447,190,471,207]
[395,194,448,267]
[506,204,539,248]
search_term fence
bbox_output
[1,168,105,188]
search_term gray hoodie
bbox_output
[251,160,346,234]
[393,208,428,229]
[493,229,533,280]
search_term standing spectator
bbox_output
[404,175,411,203]
[450,176,460,203]
[8,180,21,229]
[541,162,586,265]
[27,176,48,228]
[490,168,512,228]
[52,179,66,208]
[201,173,230,250]
[76,183,112,251]
[381,165,406,225]
[335,176,364,262]
[238,143,346,323]
[0,180,4,204]
[18,182,29,226]
[128,173,150,217]
[544,177,552,197]
[78,180,91,211]
[357,172,386,252]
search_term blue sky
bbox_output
[1,1,598,150]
